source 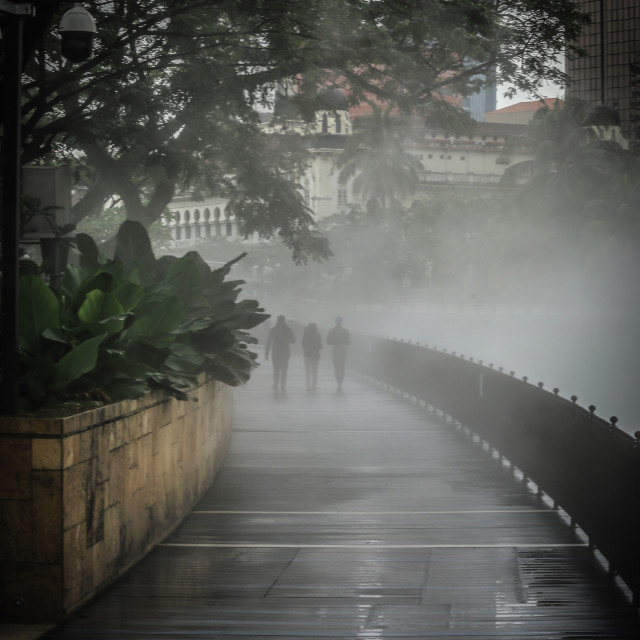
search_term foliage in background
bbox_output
[499,99,640,309]
[184,189,515,308]
[76,204,175,252]
[17,221,268,413]
[8,0,588,262]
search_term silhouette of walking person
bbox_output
[265,315,295,392]
[301,322,322,390]
[326,316,350,392]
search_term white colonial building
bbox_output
[167,89,535,246]
[166,196,243,248]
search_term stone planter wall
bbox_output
[0,376,232,622]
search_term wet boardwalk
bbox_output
[39,357,639,639]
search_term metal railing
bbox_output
[348,333,640,605]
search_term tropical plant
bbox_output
[337,101,426,221]
[16,221,268,413]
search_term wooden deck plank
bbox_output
[38,357,640,638]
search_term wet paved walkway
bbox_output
[39,357,639,638]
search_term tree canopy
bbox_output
[2,0,588,261]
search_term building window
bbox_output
[338,188,348,207]
[460,156,466,160]
[439,154,445,159]
[322,113,328,133]
[427,154,433,159]
[335,114,341,133]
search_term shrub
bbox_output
[16,220,268,413]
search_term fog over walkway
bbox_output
[276,302,640,435]
[38,355,639,638]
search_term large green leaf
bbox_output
[114,282,144,312]
[75,233,100,273]
[78,290,126,336]
[122,297,183,344]
[60,264,84,299]
[50,334,106,392]
[18,275,61,354]
[65,271,117,319]
[163,255,204,299]
[103,378,150,400]
[165,341,205,373]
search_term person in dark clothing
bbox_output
[301,322,322,390]
[265,315,295,391]
[326,316,350,392]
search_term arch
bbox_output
[204,208,211,221]
[214,207,221,220]
[184,210,191,223]
[194,209,200,222]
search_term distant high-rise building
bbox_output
[462,82,497,122]
[566,0,640,149]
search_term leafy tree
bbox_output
[500,99,640,308]
[5,0,588,262]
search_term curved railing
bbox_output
[348,333,640,605]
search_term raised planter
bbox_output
[0,376,233,622]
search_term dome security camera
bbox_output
[59,4,97,63]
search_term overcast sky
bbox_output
[496,79,565,109]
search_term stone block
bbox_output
[132,433,152,493]
[1,499,33,563]
[32,471,62,564]
[85,478,105,548]
[77,429,97,464]
[106,420,126,451]
[32,439,62,470]
[62,435,79,470]
[0,439,31,500]
[62,522,86,609]
[126,412,143,444]
[106,446,125,508]
[62,461,91,529]
[103,504,122,566]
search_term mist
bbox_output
[225,186,640,437]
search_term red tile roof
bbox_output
[486,98,562,115]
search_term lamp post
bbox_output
[0,2,96,415]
